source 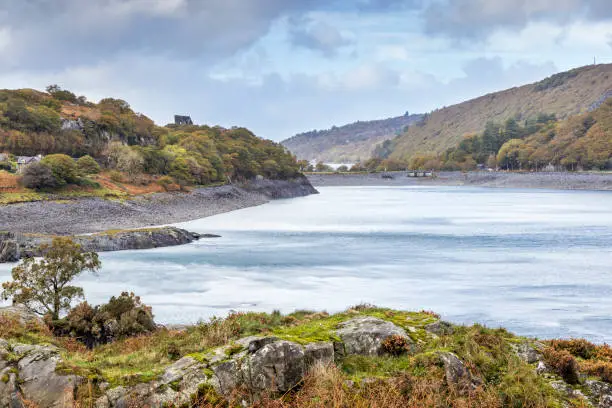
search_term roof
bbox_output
[17,156,42,165]
[0,153,8,161]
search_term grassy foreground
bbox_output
[1,305,611,407]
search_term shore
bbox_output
[308,171,612,190]
[0,177,318,235]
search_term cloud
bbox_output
[0,0,335,69]
[288,16,353,57]
[422,0,612,40]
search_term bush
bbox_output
[57,292,156,348]
[382,334,411,356]
[21,162,57,190]
[76,155,100,175]
[109,170,124,183]
[156,175,175,191]
[542,347,580,384]
[41,154,78,185]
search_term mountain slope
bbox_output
[389,64,612,161]
[282,113,423,162]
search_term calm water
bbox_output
[1,186,612,342]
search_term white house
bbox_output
[16,154,43,173]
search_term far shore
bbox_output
[307,171,612,191]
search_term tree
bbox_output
[41,154,78,185]
[116,148,144,179]
[1,238,101,320]
[76,155,100,175]
[21,162,57,190]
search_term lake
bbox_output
[1,186,612,342]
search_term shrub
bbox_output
[156,175,175,191]
[21,162,57,190]
[57,292,156,348]
[109,170,124,183]
[41,154,78,185]
[382,335,411,356]
[542,347,580,384]
[76,155,100,175]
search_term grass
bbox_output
[1,306,609,407]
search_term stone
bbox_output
[550,380,589,403]
[241,340,305,394]
[304,342,335,367]
[0,305,44,326]
[514,342,543,364]
[17,344,82,408]
[336,316,410,356]
[586,380,612,408]
[212,360,242,397]
[536,361,550,375]
[424,320,455,336]
[438,352,482,394]
[0,367,22,408]
[0,240,19,263]
[248,337,279,353]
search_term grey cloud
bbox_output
[0,0,331,69]
[423,0,612,40]
[289,17,353,57]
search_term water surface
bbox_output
[2,186,611,342]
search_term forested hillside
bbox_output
[0,86,301,195]
[282,112,423,162]
[387,64,612,162]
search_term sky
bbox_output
[0,1,611,141]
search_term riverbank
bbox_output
[1,304,611,407]
[308,171,612,190]
[0,176,318,235]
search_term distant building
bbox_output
[16,154,43,173]
[174,115,194,126]
[0,153,8,162]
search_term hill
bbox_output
[388,64,612,162]
[281,112,423,162]
[0,86,303,201]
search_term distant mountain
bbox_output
[388,64,612,161]
[281,113,423,162]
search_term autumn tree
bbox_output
[41,153,79,185]
[21,162,57,190]
[1,238,101,320]
[76,155,101,175]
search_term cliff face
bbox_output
[241,175,319,199]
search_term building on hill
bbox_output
[16,154,43,173]
[0,153,8,162]
[174,115,193,126]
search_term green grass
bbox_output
[0,192,45,204]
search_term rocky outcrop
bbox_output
[438,352,483,394]
[335,316,412,356]
[241,175,318,199]
[0,305,44,325]
[0,227,211,263]
[0,342,83,408]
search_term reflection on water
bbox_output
[1,186,611,342]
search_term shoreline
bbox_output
[0,177,318,236]
[307,171,612,191]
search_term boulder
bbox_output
[0,305,44,326]
[304,342,335,367]
[0,367,22,408]
[514,342,543,364]
[17,344,82,408]
[336,317,410,356]
[241,340,305,394]
[438,352,482,394]
[0,240,19,263]
[424,320,455,336]
[586,380,612,408]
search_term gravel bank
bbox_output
[0,177,318,235]
[308,171,612,191]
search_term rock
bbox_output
[550,380,589,403]
[304,342,335,367]
[0,367,22,408]
[536,361,550,375]
[336,316,410,356]
[241,340,306,394]
[0,240,19,263]
[438,352,482,394]
[248,337,279,353]
[17,344,82,408]
[424,320,455,336]
[159,356,200,384]
[514,342,543,364]
[586,380,612,408]
[0,305,44,326]
[199,233,222,238]
[212,360,242,397]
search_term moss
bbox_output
[225,343,243,357]
[341,354,413,380]
[1,374,9,383]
